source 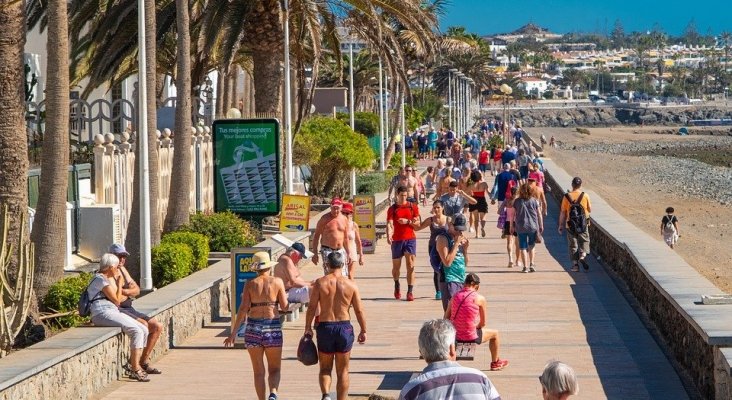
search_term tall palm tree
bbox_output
[164,0,193,232]
[30,0,71,299]
[0,0,30,279]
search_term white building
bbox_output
[518,77,548,96]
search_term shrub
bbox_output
[357,172,389,195]
[487,134,504,149]
[576,127,591,135]
[43,273,93,328]
[184,211,258,252]
[163,231,210,272]
[336,111,380,137]
[389,152,416,169]
[152,242,193,287]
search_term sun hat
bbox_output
[251,252,277,271]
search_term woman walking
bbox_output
[498,186,519,268]
[342,202,364,279]
[511,183,544,273]
[417,200,450,300]
[436,214,470,311]
[224,252,288,400]
[467,170,491,238]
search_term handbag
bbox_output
[535,231,543,244]
[496,208,507,229]
[297,333,319,366]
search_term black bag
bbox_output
[78,278,101,317]
[565,192,587,234]
[297,334,319,366]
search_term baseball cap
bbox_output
[290,242,309,258]
[109,243,130,257]
[452,214,468,231]
[330,198,343,207]
[572,177,582,186]
[251,252,277,271]
[342,202,354,214]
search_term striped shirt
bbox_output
[399,361,501,400]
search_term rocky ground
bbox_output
[538,126,732,294]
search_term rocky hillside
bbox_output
[485,106,732,127]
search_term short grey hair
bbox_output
[98,253,120,272]
[327,251,345,269]
[418,319,455,363]
[539,360,579,396]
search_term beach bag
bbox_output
[565,192,587,234]
[297,333,319,366]
[496,208,507,229]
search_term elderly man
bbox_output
[312,198,352,276]
[399,319,501,400]
[273,242,311,303]
[388,166,419,203]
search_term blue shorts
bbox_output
[244,318,283,349]
[316,321,354,354]
[519,166,529,179]
[391,239,417,259]
[517,231,537,250]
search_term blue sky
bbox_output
[440,0,730,37]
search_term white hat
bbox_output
[250,252,277,271]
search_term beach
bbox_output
[538,126,732,294]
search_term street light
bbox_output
[378,56,385,171]
[448,68,458,131]
[467,78,474,133]
[456,73,465,135]
[282,0,294,194]
[500,83,513,145]
[136,0,152,290]
[347,31,356,197]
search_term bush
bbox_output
[163,231,210,272]
[152,242,193,287]
[336,111,380,137]
[184,211,258,252]
[487,134,504,149]
[389,152,416,169]
[43,273,93,328]
[576,127,591,135]
[357,172,389,195]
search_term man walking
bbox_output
[312,198,352,276]
[305,252,367,400]
[387,185,421,301]
[558,177,592,272]
[399,319,501,400]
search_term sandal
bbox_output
[141,363,162,374]
[129,369,150,382]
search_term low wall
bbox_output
[543,160,732,399]
[0,232,309,400]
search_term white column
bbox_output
[378,56,385,171]
[348,41,357,197]
[283,0,294,194]
[137,0,152,290]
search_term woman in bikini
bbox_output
[467,170,491,238]
[224,252,288,400]
[342,202,364,279]
[417,200,450,300]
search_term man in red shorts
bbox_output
[386,185,421,301]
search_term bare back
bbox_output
[244,275,287,320]
[314,272,359,322]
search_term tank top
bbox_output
[452,288,479,341]
[472,190,485,198]
[440,235,466,284]
[428,217,449,249]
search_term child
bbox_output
[660,207,680,249]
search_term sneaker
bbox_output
[322,395,332,400]
[580,257,590,271]
[469,227,474,233]
[529,264,536,273]
[507,262,513,268]
[435,291,442,300]
[268,394,278,400]
[394,289,401,300]
[406,292,414,301]
[571,264,580,272]
[522,266,528,273]
[490,359,509,371]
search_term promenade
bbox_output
[93,165,690,399]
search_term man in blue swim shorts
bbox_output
[305,252,367,400]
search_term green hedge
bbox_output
[183,211,258,252]
[357,172,389,195]
[163,231,210,272]
[152,242,193,287]
[43,273,93,329]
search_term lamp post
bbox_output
[448,68,457,131]
[282,0,294,194]
[378,56,385,171]
[500,83,513,145]
[347,33,356,197]
[136,0,152,290]
[456,73,465,135]
[467,78,474,133]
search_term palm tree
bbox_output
[0,0,30,279]
[30,0,71,298]
[164,0,193,232]
[720,31,731,73]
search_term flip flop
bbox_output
[579,258,590,271]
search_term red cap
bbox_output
[342,202,354,214]
[330,198,343,207]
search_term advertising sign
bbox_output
[353,195,376,253]
[279,194,311,232]
[230,247,269,344]
[213,119,280,216]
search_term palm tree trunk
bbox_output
[221,68,231,117]
[232,67,239,111]
[164,0,192,233]
[31,0,70,299]
[252,48,283,116]
[125,0,160,279]
[0,0,29,281]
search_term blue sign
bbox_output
[230,247,269,343]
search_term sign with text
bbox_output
[230,247,269,344]
[279,194,311,232]
[353,195,376,254]
[213,119,281,216]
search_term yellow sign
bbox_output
[353,195,376,253]
[279,194,311,232]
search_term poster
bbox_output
[353,195,376,254]
[230,247,268,344]
[213,119,280,216]
[279,194,311,232]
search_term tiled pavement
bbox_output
[95,170,689,399]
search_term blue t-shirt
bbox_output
[501,150,516,164]
[493,171,517,201]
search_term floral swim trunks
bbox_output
[244,318,283,348]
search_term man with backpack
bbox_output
[387,186,421,301]
[557,177,592,272]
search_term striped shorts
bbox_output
[244,318,283,349]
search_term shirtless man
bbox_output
[312,198,352,276]
[273,242,311,303]
[434,159,458,198]
[304,252,367,400]
[388,166,418,203]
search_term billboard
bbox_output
[279,194,311,232]
[213,119,280,216]
[230,247,268,345]
[353,195,376,253]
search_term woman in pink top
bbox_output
[528,162,545,190]
[444,273,509,371]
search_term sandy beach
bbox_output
[538,126,732,294]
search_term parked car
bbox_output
[606,96,621,104]
[592,99,606,105]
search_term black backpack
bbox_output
[78,277,102,317]
[565,192,587,234]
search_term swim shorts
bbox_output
[316,321,354,354]
[244,318,283,349]
[320,246,349,276]
[391,239,417,259]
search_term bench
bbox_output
[375,222,387,239]
[456,341,477,361]
[279,302,308,323]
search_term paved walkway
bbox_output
[94,170,689,400]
